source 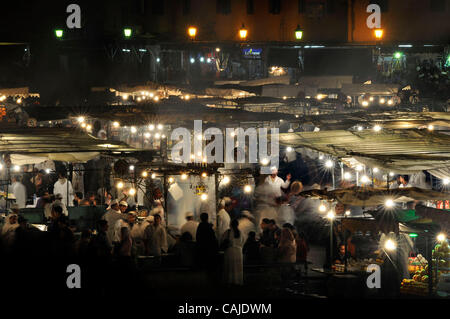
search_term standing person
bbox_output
[145,214,168,258]
[180,212,199,241]
[222,219,245,286]
[265,167,291,199]
[101,199,122,245]
[243,231,260,265]
[237,210,256,243]
[277,228,297,263]
[216,197,232,240]
[53,171,74,207]
[196,213,219,270]
[11,175,27,209]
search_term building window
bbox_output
[298,0,305,13]
[152,0,165,15]
[182,0,191,15]
[269,0,281,14]
[369,0,388,13]
[217,0,231,14]
[430,0,446,12]
[247,0,254,14]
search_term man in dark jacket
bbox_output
[195,213,218,270]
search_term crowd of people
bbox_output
[0,164,316,291]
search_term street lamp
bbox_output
[239,24,248,40]
[295,25,303,40]
[188,26,197,40]
[55,29,64,39]
[374,28,384,40]
[123,28,132,38]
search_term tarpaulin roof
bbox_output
[299,186,450,206]
[279,129,450,172]
[0,128,136,162]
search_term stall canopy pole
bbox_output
[163,173,168,230]
[330,220,333,267]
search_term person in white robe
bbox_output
[180,212,199,241]
[145,214,168,256]
[264,167,291,199]
[216,197,232,241]
[11,175,27,209]
[222,219,245,286]
[102,199,123,243]
[53,172,74,207]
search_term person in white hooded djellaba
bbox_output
[216,197,232,240]
[53,171,74,207]
[102,199,123,244]
[222,219,245,286]
[180,211,199,241]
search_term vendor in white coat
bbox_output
[216,197,232,241]
[53,171,74,207]
[180,212,199,241]
[11,175,27,209]
[265,167,291,199]
[102,199,123,244]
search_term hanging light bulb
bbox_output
[343,172,352,180]
[373,125,382,132]
[384,239,397,251]
[116,181,124,189]
[244,185,252,193]
[168,177,174,183]
[113,121,120,128]
[142,171,148,178]
[437,233,446,242]
[77,116,85,123]
[181,173,188,180]
[13,165,20,172]
[345,210,351,216]
[326,211,335,220]
[131,126,137,133]
[129,188,136,196]
[427,124,434,131]
[200,193,208,201]
[286,146,293,152]
[443,178,449,185]
[355,165,363,172]
[201,172,207,178]
[157,124,163,130]
[222,176,230,184]
[373,167,379,173]
[325,160,334,168]
[319,203,327,213]
[129,165,135,171]
[149,124,155,130]
[151,173,156,179]
[360,175,370,184]
[385,199,395,208]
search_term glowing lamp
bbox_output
[385,199,395,208]
[437,233,446,242]
[244,185,252,193]
[374,28,384,39]
[55,29,64,38]
[239,24,248,40]
[295,25,303,40]
[188,26,197,39]
[384,239,397,251]
[123,28,132,38]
